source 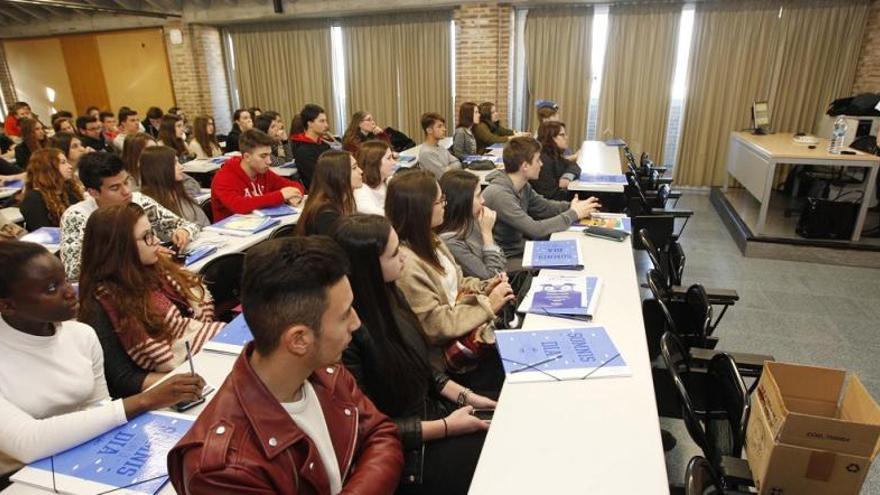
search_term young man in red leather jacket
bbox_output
[168,236,403,494]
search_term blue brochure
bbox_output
[12,412,193,494]
[3,178,24,189]
[278,160,297,169]
[524,275,602,319]
[579,173,627,184]
[495,326,629,383]
[604,138,627,147]
[21,226,61,245]
[205,214,280,236]
[523,239,584,270]
[203,313,252,355]
[255,204,298,217]
[184,244,218,266]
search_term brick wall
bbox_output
[853,0,880,94]
[453,3,512,124]
[0,43,17,112]
[164,23,233,133]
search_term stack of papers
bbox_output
[254,204,298,217]
[571,213,631,233]
[495,326,629,383]
[22,227,61,249]
[203,313,252,355]
[523,239,584,270]
[463,155,503,165]
[518,273,602,320]
[204,214,280,237]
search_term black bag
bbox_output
[796,191,863,240]
[466,159,496,171]
[383,126,416,153]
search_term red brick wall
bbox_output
[853,0,880,94]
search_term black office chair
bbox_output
[661,332,756,491]
[199,197,214,224]
[684,456,756,495]
[199,252,245,322]
[269,223,297,239]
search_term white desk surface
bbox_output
[469,230,668,495]
[186,211,300,273]
[570,141,626,193]
[1,206,22,224]
[181,158,222,174]
[731,131,880,164]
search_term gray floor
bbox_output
[656,192,880,493]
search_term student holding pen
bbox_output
[0,241,205,488]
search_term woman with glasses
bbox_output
[77,203,223,399]
[386,170,513,391]
[531,121,581,201]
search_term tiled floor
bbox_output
[657,192,880,492]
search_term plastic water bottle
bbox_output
[829,116,847,154]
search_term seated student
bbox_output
[83,106,100,119]
[451,102,479,162]
[297,150,362,236]
[342,111,391,155]
[120,132,157,190]
[473,102,523,151]
[247,106,262,118]
[224,108,253,153]
[335,215,494,495]
[112,108,141,153]
[531,121,581,201]
[157,114,193,163]
[142,106,163,139]
[76,115,112,153]
[386,170,513,385]
[535,99,560,129]
[15,118,47,168]
[140,146,209,227]
[290,104,333,190]
[211,129,305,221]
[482,137,599,261]
[20,148,84,231]
[4,102,31,140]
[78,203,223,397]
[48,131,91,171]
[354,140,395,215]
[99,111,118,143]
[52,117,75,135]
[60,152,199,281]
[254,112,293,168]
[187,115,222,159]
[0,241,205,486]
[438,170,504,280]
[167,236,403,494]
[418,112,461,180]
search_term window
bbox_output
[586,6,610,140]
[330,25,347,136]
[661,5,695,169]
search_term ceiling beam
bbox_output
[3,0,181,18]
[0,5,31,22]
[6,3,43,20]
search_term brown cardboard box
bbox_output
[746,362,880,495]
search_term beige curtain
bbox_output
[673,3,782,187]
[524,6,592,143]
[597,3,680,161]
[227,20,335,128]
[341,11,451,138]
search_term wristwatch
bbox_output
[457,388,472,407]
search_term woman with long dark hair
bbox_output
[532,120,581,200]
[19,148,84,231]
[157,114,193,162]
[120,132,157,190]
[187,115,222,159]
[78,203,223,398]
[450,102,479,162]
[15,118,48,168]
[139,146,209,226]
[48,131,91,170]
[354,140,395,215]
[296,150,363,236]
[386,170,512,389]
[342,111,391,155]
[438,170,505,280]
[472,102,519,151]
[335,214,495,495]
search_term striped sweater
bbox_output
[96,277,224,372]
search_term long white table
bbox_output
[186,211,300,273]
[723,131,880,241]
[570,140,626,193]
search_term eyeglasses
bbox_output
[434,196,447,207]
[137,229,159,246]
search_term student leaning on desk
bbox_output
[0,241,205,489]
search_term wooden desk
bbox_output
[723,131,880,241]
[469,230,668,494]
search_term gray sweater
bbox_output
[481,171,577,258]
[439,224,506,280]
[451,127,477,161]
[418,142,462,180]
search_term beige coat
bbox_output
[397,242,496,351]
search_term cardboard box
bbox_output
[746,362,880,495]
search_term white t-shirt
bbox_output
[282,381,342,494]
[0,317,127,475]
[438,248,460,307]
[353,183,387,216]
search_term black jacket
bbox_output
[343,303,453,485]
[290,134,331,191]
[78,134,114,153]
[224,125,241,153]
[530,151,582,200]
[82,301,148,398]
[14,142,32,169]
[19,189,80,231]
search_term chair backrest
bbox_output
[647,268,677,334]
[685,284,713,347]
[639,228,662,271]
[198,252,245,320]
[669,240,686,286]
[199,197,214,224]
[656,183,671,208]
[269,223,297,239]
[626,172,649,211]
[661,331,711,456]
[685,456,725,495]
[708,353,751,459]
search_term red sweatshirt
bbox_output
[210,155,305,221]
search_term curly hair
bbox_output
[25,148,84,225]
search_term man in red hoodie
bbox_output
[211,128,305,221]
